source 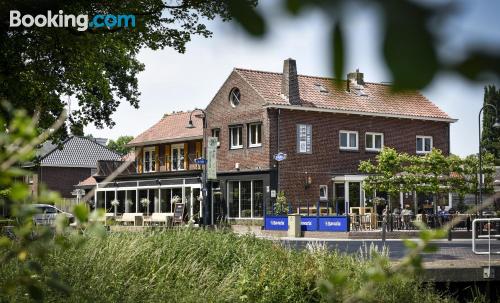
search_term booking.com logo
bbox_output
[10,10,136,31]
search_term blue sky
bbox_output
[85,0,500,157]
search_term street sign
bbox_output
[207,137,218,180]
[195,158,207,165]
[274,152,287,162]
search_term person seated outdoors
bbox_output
[401,205,413,229]
[437,205,449,226]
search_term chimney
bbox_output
[281,58,300,105]
[346,68,364,91]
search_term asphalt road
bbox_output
[279,238,500,265]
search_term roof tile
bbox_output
[235,68,453,121]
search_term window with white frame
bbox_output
[143,147,156,173]
[248,123,262,147]
[365,132,384,151]
[229,125,243,149]
[319,185,328,201]
[416,136,433,154]
[296,124,312,153]
[211,128,220,147]
[339,131,358,150]
[171,144,185,171]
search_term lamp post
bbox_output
[186,108,209,227]
[478,104,500,216]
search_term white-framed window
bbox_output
[339,130,358,150]
[319,185,328,201]
[211,128,220,147]
[143,147,156,173]
[365,132,384,151]
[416,136,433,154]
[171,144,185,171]
[297,124,312,154]
[248,123,262,147]
[229,125,243,149]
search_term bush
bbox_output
[0,229,455,303]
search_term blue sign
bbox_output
[300,217,318,231]
[195,158,207,165]
[318,217,348,232]
[273,152,287,162]
[264,216,288,230]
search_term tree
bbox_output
[107,136,134,156]
[359,148,496,211]
[230,0,500,91]
[482,85,500,165]
[0,0,254,140]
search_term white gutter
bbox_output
[264,104,458,123]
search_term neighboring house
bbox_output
[92,112,205,221]
[24,136,121,198]
[205,58,456,219]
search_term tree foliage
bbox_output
[482,85,500,165]
[231,0,500,91]
[359,148,496,202]
[0,0,254,141]
[107,136,134,156]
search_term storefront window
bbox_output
[348,182,361,208]
[335,183,345,215]
[228,181,240,218]
[253,181,264,217]
[240,181,251,217]
[227,180,264,218]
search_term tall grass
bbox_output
[1,229,454,302]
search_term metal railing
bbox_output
[472,218,500,255]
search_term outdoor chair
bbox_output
[143,213,174,226]
[349,214,360,231]
[117,213,144,226]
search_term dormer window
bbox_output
[229,88,240,107]
[314,83,328,93]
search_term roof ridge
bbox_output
[235,67,397,87]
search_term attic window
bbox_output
[229,88,241,107]
[314,83,328,93]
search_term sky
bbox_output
[85,0,500,157]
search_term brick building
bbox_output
[92,111,206,222]
[205,59,456,219]
[24,136,121,198]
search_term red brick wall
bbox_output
[39,166,92,198]
[270,109,450,204]
[205,71,271,173]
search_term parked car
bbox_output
[32,204,75,226]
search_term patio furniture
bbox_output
[143,213,174,226]
[117,213,144,226]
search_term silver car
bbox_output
[32,204,75,226]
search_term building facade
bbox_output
[93,112,206,222]
[205,59,456,219]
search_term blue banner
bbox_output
[300,217,318,231]
[264,216,288,230]
[318,216,348,232]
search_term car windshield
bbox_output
[44,207,57,214]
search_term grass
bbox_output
[1,229,455,302]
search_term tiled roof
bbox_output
[39,136,121,168]
[235,68,455,122]
[128,111,203,146]
[76,176,96,187]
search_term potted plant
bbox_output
[274,191,288,215]
[111,199,119,216]
[140,198,150,216]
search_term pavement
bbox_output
[265,237,500,281]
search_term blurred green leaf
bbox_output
[8,182,29,201]
[453,51,500,80]
[228,0,266,36]
[422,243,438,253]
[73,204,89,223]
[403,239,418,249]
[381,0,438,90]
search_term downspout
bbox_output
[277,108,281,193]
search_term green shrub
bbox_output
[0,229,454,303]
